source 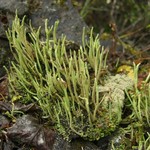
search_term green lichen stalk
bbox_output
[6,15,132,141]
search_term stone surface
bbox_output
[0,115,10,129]
[0,38,11,77]
[7,115,55,150]
[0,0,28,16]
[28,0,88,44]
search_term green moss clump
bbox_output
[6,15,133,141]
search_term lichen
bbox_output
[6,15,134,141]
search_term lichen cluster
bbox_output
[6,15,133,141]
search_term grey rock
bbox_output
[52,136,100,150]
[0,20,6,38]
[52,135,71,150]
[0,115,10,128]
[7,115,56,150]
[0,0,28,16]
[0,38,11,77]
[70,139,100,150]
[28,0,88,44]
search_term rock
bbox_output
[0,13,15,77]
[28,0,88,44]
[0,0,28,16]
[70,139,100,150]
[95,136,110,150]
[0,18,7,38]
[52,135,71,150]
[0,38,11,77]
[7,115,56,150]
[52,136,100,150]
[0,115,10,129]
